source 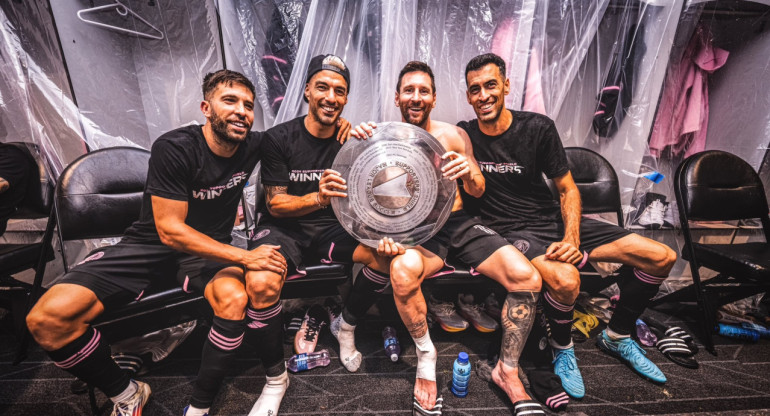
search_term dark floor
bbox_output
[1,297,770,416]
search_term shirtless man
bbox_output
[356,61,544,415]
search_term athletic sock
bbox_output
[608,268,666,335]
[330,314,362,372]
[248,369,289,416]
[189,316,245,409]
[413,331,437,382]
[342,266,390,325]
[48,327,130,399]
[246,302,286,377]
[542,290,575,348]
[110,380,138,404]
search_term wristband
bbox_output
[316,192,328,209]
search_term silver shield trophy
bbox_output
[331,122,455,248]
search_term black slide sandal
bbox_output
[652,327,699,369]
[513,399,546,415]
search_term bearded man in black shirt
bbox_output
[459,53,677,399]
[26,70,287,416]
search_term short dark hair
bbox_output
[465,53,506,82]
[202,70,255,101]
[396,61,436,93]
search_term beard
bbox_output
[210,110,248,144]
[309,102,340,127]
[399,104,430,128]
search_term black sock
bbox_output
[246,302,285,377]
[190,316,245,409]
[341,266,389,325]
[608,268,666,335]
[48,327,130,397]
[542,290,574,348]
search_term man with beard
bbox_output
[243,54,403,415]
[459,53,676,399]
[354,61,545,415]
[26,70,288,416]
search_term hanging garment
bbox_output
[649,24,728,157]
[593,22,647,138]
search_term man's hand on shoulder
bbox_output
[545,240,583,265]
[336,117,352,144]
[440,151,471,181]
[243,244,287,274]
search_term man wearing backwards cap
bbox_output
[237,54,403,415]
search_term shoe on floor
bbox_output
[295,304,328,354]
[427,294,468,332]
[596,330,666,383]
[457,293,499,332]
[111,380,151,416]
[552,346,585,399]
[484,292,502,319]
[182,405,208,416]
[635,193,666,229]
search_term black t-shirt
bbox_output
[0,144,33,235]
[259,116,340,230]
[122,125,263,244]
[458,110,568,228]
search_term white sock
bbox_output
[248,370,289,416]
[606,327,630,340]
[110,380,138,404]
[413,332,436,382]
[331,315,362,372]
[185,405,210,416]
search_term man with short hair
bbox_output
[459,53,677,399]
[355,61,544,415]
[26,69,287,416]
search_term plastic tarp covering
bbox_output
[0,0,83,175]
[49,0,223,151]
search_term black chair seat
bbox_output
[688,242,770,282]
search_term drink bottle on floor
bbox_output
[288,349,331,372]
[382,326,401,362]
[715,323,759,341]
[451,352,471,397]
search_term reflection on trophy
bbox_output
[331,122,455,248]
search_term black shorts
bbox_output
[57,242,235,308]
[498,218,632,260]
[248,222,358,275]
[421,211,509,269]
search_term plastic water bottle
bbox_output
[287,349,331,372]
[635,319,658,347]
[715,323,760,342]
[382,326,401,362]
[450,352,471,398]
[740,322,770,339]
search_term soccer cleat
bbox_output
[294,304,327,354]
[596,330,666,383]
[111,380,151,416]
[426,294,469,332]
[552,347,585,399]
[457,294,499,332]
[182,405,208,416]
[635,194,666,229]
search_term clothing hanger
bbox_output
[77,1,164,40]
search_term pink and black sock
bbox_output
[48,327,130,397]
[246,302,285,377]
[190,316,245,409]
[543,290,575,348]
[341,266,389,325]
[608,268,666,335]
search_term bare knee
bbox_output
[390,254,424,300]
[245,270,284,309]
[538,261,580,304]
[26,286,100,351]
[207,280,250,320]
[654,245,677,276]
[500,261,541,292]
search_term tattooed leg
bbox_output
[492,291,540,404]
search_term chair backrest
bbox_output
[4,142,54,217]
[563,147,624,227]
[676,150,770,233]
[56,147,150,241]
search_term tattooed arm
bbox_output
[264,168,348,218]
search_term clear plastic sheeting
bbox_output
[49,0,223,151]
[0,0,84,175]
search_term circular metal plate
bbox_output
[331,122,455,248]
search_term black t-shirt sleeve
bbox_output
[145,139,192,201]
[259,130,290,186]
[539,120,569,179]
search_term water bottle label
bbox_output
[384,338,397,348]
[296,354,308,371]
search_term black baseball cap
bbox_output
[304,54,350,102]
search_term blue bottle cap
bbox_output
[458,351,469,363]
